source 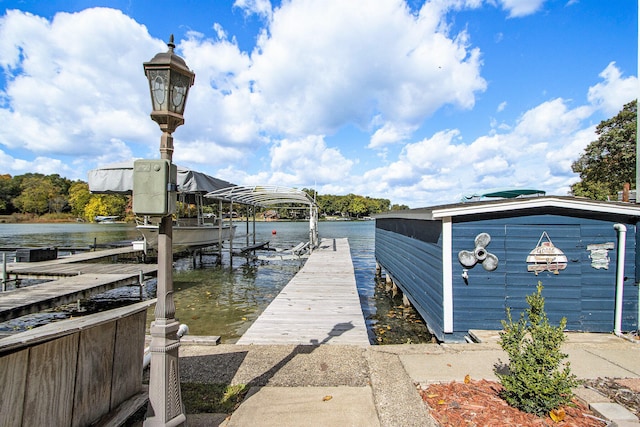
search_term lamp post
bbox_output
[142,35,194,427]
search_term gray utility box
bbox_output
[132,159,177,216]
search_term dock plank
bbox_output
[236,238,370,346]
[1,248,156,322]
[0,273,147,322]
[8,263,156,279]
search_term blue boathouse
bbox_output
[374,196,640,342]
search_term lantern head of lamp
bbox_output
[143,34,195,134]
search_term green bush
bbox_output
[495,282,580,416]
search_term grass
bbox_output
[181,383,248,414]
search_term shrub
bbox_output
[495,282,580,416]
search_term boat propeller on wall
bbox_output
[458,232,499,272]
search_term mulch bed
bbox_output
[419,379,608,427]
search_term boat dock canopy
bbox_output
[205,185,317,208]
[87,161,236,195]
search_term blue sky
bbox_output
[0,0,637,207]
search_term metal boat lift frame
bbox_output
[205,185,319,256]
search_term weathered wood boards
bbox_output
[0,301,152,427]
[0,272,152,322]
[237,238,370,346]
[1,247,157,322]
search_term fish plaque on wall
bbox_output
[586,242,615,269]
[526,231,567,275]
[458,232,499,271]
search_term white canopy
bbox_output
[87,161,236,196]
[205,185,316,208]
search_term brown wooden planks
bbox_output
[0,273,147,322]
[0,349,28,427]
[22,334,79,426]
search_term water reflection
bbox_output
[161,254,305,342]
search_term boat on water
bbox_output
[88,161,238,252]
[136,222,236,252]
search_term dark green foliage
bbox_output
[496,283,580,416]
[571,100,637,200]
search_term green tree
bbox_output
[13,176,59,214]
[348,195,368,217]
[496,283,579,416]
[571,100,636,200]
[68,181,92,217]
[391,203,410,210]
[0,174,20,214]
[84,194,128,221]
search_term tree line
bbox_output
[0,175,407,222]
[0,175,128,221]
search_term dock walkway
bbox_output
[236,237,370,346]
[1,247,156,322]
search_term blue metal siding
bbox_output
[451,215,638,334]
[376,211,639,341]
[504,223,582,329]
[451,222,507,331]
[375,227,446,340]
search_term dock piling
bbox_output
[2,252,6,291]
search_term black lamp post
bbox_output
[142,35,194,427]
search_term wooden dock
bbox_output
[1,247,156,322]
[236,238,370,346]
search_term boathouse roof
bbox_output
[374,196,640,221]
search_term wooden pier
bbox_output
[1,247,156,322]
[236,238,370,346]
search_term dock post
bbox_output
[139,270,144,300]
[229,201,234,262]
[2,252,6,292]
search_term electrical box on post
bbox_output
[132,159,177,216]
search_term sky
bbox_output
[0,0,637,208]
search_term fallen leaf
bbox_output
[427,393,438,398]
[549,407,566,422]
[464,374,471,384]
[437,399,446,405]
[322,395,332,402]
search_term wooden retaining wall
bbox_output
[0,300,154,427]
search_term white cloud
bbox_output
[587,62,638,116]
[0,149,73,176]
[498,0,547,18]
[358,63,633,207]
[246,0,486,141]
[0,8,160,160]
[369,122,415,148]
[514,98,592,139]
[233,0,273,20]
[269,135,353,186]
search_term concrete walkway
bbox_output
[177,332,640,426]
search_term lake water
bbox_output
[0,221,431,343]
